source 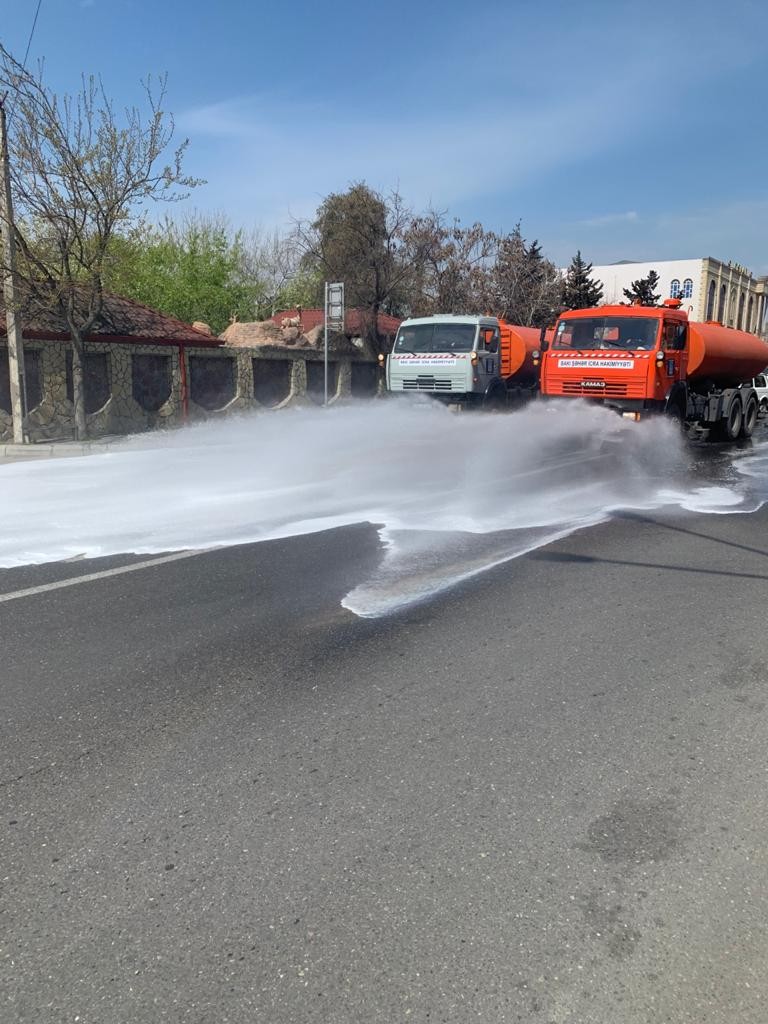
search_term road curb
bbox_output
[0,440,117,460]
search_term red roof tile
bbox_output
[0,292,222,347]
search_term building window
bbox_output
[737,291,745,331]
[351,362,379,397]
[682,278,693,299]
[747,296,754,333]
[306,359,337,403]
[23,349,43,411]
[66,351,111,413]
[670,279,680,298]
[718,284,726,322]
[0,347,43,414]
[706,280,716,320]
[729,288,737,326]
[252,358,291,407]
[189,355,236,410]
[132,354,172,412]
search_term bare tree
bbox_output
[240,227,308,319]
[292,183,565,342]
[402,211,497,315]
[487,227,561,327]
[0,45,200,437]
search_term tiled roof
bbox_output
[0,292,221,347]
[269,308,401,336]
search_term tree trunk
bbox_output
[70,336,87,440]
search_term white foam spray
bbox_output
[0,400,758,616]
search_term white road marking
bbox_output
[0,548,216,604]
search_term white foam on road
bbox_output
[0,401,757,616]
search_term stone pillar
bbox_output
[334,359,352,401]
[240,350,255,404]
[289,357,307,400]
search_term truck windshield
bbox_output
[553,317,659,351]
[394,323,477,353]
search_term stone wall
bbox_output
[0,339,381,442]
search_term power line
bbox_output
[21,0,43,72]
[6,0,43,125]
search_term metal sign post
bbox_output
[324,281,344,406]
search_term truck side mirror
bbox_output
[539,326,549,351]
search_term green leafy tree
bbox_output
[562,250,604,309]
[623,269,660,306]
[103,215,261,335]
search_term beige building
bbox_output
[589,257,768,336]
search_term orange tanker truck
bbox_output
[384,314,543,407]
[537,299,768,440]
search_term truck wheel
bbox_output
[711,394,743,442]
[482,385,506,412]
[666,398,686,430]
[740,395,759,438]
[760,398,768,415]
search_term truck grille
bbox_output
[402,376,454,391]
[562,380,628,398]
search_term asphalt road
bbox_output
[2,503,768,1023]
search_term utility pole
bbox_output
[0,97,26,444]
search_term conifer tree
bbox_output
[561,251,604,309]
[622,270,660,306]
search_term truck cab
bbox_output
[540,303,680,419]
[385,315,501,404]
[539,300,768,440]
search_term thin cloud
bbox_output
[177,58,680,228]
[547,199,768,273]
[174,6,768,242]
[580,211,639,228]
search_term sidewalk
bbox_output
[0,437,120,463]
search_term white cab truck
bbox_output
[383,314,541,408]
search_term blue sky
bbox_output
[3,0,768,271]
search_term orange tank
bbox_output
[687,323,768,385]
[499,321,542,381]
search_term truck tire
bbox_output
[482,383,506,412]
[711,393,743,442]
[740,394,759,438]
[666,396,686,429]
